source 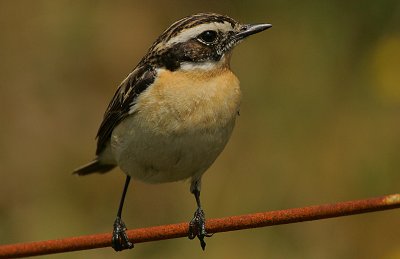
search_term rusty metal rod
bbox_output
[1,193,399,258]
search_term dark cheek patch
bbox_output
[183,41,215,61]
[161,51,181,71]
[156,40,222,71]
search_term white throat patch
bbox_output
[180,61,219,71]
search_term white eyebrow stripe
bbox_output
[165,21,233,46]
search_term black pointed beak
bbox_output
[235,23,272,40]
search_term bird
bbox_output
[74,12,271,251]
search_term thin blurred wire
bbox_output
[1,193,399,258]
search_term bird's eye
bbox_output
[198,30,218,44]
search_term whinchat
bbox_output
[74,12,271,251]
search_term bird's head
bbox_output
[146,13,271,71]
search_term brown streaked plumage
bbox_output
[73,12,271,251]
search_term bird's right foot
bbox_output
[111,216,134,251]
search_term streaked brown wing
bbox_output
[96,64,156,155]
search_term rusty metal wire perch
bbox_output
[1,193,399,258]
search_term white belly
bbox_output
[111,115,236,183]
[110,67,241,183]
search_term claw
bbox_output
[188,207,212,250]
[112,216,134,251]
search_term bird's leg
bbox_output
[188,179,212,250]
[112,175,134,251]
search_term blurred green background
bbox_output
[1,1,400,258]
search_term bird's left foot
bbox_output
[188,207,213,250]
[112,216,134,251]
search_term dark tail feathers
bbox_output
[73,159,115,176]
